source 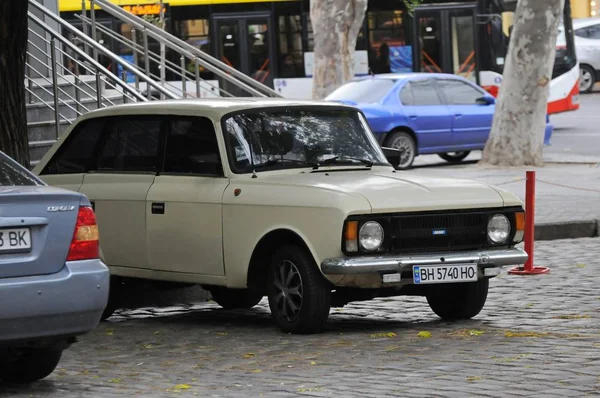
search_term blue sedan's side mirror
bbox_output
[476,96,495,105]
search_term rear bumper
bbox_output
[0,259,109,345]
[321,248,528,276]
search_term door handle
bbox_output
[151,202,165,214]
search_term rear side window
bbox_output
[40,118,105,175]
[399,83,413,105]
[164,116,222,175]
[409,80,443,106]
[0,153,41,186]
[97,117,161,172]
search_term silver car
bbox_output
[0,151,109,383]
[560,18,600,93]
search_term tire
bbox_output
[267,245,331,334]
[579,64,596,94]
[384,131,417,169]
[0,347,62,383]
[426,278,489,320]
[100,276,122,321]
[210,287,264,309]
[438,151,471,163]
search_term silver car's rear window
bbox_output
[0,153,42,186]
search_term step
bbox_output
[25,74,106,103]
[27,118,73,144]
[26,90,125,123]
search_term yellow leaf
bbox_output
[242,353,256,359]
[253,369,262,373]
[310,361,317,365]
[174,384,191,390]
[468,330,485,336]
[504,331,547,338]
[216,332,228,336]
[466,376,482,381]
[576,264,586,268]
[417,331,432,338]
[370,332,397,338]
[105,329,114,336]
[108,378,121,383]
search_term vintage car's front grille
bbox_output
[387,212,491,253]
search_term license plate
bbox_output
[413,264,477,284]
[0,228,32,253]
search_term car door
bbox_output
[78,115,162,269]
[436,78,494,149]
[145,115,229,277]
[399,79,453,153]
[35,118,107,192]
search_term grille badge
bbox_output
[432,229,447,236]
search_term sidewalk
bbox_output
[411,156,600,241]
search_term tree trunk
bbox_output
[310,0,367,100]
[0,1,30,167]
[480,0,564,167]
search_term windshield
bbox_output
[222,107,389,174]
[0,152,42,186]
[325,79,396,103]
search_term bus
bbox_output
[58,0,579,114]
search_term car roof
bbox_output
[357,72,468,81]
[76,97,357,122]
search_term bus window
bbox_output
[367,11,411,73]
[278,15,304,78]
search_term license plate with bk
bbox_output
[0,228,32,253]
[413,264,477,284]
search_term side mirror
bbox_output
[381,146,401,167]
[476,96,495,105]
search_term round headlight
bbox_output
[359,221,384,251]
[488,214,511,244]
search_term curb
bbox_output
[535,220,599,241]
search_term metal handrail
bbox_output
[88,0,281,97]
[28,2,179,101]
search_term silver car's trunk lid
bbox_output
[0,186,83,279]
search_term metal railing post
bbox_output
[180,55,186,99]
[143,29,151,99]
[121,70,128,103]
[81,0,89,56]
[195,58,200,98]
[74,62,81,114]
[90,0,98,63]
[96,70,102,108]
[50,37,61,139]
[132,27,139,91]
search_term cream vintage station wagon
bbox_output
[34,98,527,334]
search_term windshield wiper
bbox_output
[319,156,374,167]
[256,157,319,169]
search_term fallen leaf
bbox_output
[553,314,591,319]
[576,264,586,268]
[449,329,485,337]
[252,369,262,373]
[524,303,534,308]
[504,331,547,338]
[154,331,161,335]
[466,376,482,381]
[174,384,191,390]
[105,329,114,336]
[417,331,432,338]
[242,353,256,359]
[370,332,397,338]
[216,332,228,336]
[108,378,121,383]
[310,361,317,365]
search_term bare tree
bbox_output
[0,1,30,166]
[480,0,564,166]
[310,0,368,100]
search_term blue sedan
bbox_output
[0,151,109,383]
[326,73,553,169]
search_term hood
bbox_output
[257,168,510,213]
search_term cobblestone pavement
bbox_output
[409,163,600,226]
[2,238,600,397]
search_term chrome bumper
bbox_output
[321,248,528,275]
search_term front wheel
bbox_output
[438,151,470,163]
[426,278,489,320]
[0,347,63,383]
[267,245,331,334]
[385,131,417,169]
[210,287,263,309]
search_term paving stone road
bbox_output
[2,238,600,397]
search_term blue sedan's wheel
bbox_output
[438,151,470,163]
[386,131,416,169]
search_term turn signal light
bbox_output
[344,221,358,252]
[67,206,100,261]
[514,211,525,243]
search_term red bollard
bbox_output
[508,170,550,275]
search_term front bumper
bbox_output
[0,259,109,345]
[321,248,528,276]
